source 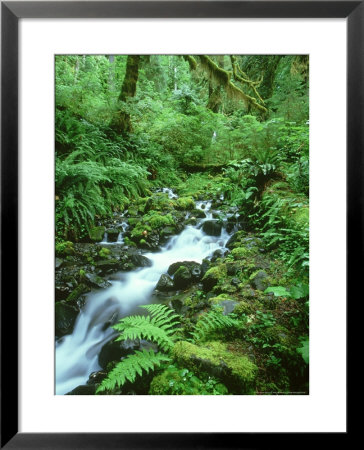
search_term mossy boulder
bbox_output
[231,246,249,260]
[201,264,226,292]
[55,240,75,256]
[175,197,195,211]
[129,253,153,268]
[98,247,111,259]
[89,226,106,243]
[83,273,111,289]
[234,301,255,316]
[127,206,139,216]
[190,208,206,218]
[156,274,175,292]
[168,261,202,282]
[172,341,257,393]
[264,325,297,350]
[65,283,90,304]
[208,294,237,315]
[250,270,269,291]
[226,231,247,250]
[147,212,175,230]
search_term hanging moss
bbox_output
[230,55,265,106]
[198,55,231,86]
[183,55,197,71]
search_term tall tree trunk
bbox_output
[111,55,140,135]
[261,55,282,99]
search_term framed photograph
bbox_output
[1,1,356,447]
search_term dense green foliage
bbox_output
[56,54,309,395]
[56,55,308,241]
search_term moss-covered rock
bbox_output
[172,341,257,393]
[55,240,75,256]
[148,212,175,230]
[156,274,175,291]
[226,231,247,250]
[234,301,255,316]
[263,325,297,349]
[231,246,249,260]
[175,196,195,210]
[89,226,106,243]
[98,247,111,259]
[201,264,226,292]
[250,270,269,291]
[208,294,237,315]
[65,283,89,304]
[190,208,206,218]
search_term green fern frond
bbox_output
[140,304,180,333]
[96,350,171,393]
[112,304,181,351]
[191,308,242,342]
[114,316,175,352]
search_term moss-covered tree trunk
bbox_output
[207,85,222,113]
[111,55,140,135]
[260,55,282,99]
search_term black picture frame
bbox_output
[1,1,357,447]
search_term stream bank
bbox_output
[55,187,308,395]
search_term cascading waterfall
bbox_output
[55,199,231,395]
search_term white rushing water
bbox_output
[55,203,231,395]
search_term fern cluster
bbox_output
[55,157,148,239]
[113,304,180,352]
[96,350,170,393]
[96,304,180,394]
[191,308,243,342]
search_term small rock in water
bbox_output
[55,302,78,338]
[129,253,153,268]
[106,228,119,242]
[202,220,222,237]
[156,274,174,292]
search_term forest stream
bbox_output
[56,190,232,394]
[55,54,309,396]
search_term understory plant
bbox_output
[96,303,244,394]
